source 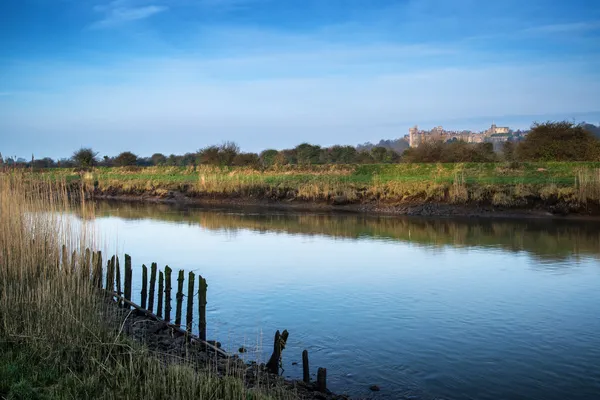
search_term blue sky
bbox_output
[1,0,600,159]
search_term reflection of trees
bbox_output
[90,201,600,263]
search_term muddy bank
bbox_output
[92,188,600,220]
[107,297,353,400]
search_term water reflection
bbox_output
[79,201,600,400]
[92,200,600,263]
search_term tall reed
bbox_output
[0,173,295,399]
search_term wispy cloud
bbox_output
[91,1,168,29]
[524,21,600,34]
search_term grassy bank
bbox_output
[0,175,296,400]
[35,162,600,212]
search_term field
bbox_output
[36,162,600,210]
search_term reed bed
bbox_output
[0,173,296,399]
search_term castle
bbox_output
[408,123,511,148]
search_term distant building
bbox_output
[408,123,512,148]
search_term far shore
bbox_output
[93,191,600,221]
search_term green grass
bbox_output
[25,162,600,208]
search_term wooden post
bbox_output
[302,350,310,383]
[198,275,207,341]
[186,272,195,332]
[124,254,132,308]
[157,271,164,318]
[175,270,184,326]
[164,266,172,321]
[105,257,114,293]
[148,262,157,312]
[94,251,103,288]
[141,264,148,309]
[115,256,122,297]
[317,368,327,393]
[71,250,77,273]
[91,251,98,286]
[83,248,91,281]
[266,329,289,375]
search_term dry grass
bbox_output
[0,172,297,400]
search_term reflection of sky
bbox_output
[86,211,600,400]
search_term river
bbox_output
[86,201,600,400]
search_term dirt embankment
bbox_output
[92,186,600,220]
[108,298,351,400]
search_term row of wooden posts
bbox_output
[62,246,327,392]
[63,247,208,341]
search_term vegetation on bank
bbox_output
[0,175,297,400]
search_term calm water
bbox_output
[87,201,600,400]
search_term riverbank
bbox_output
[39,162,600,218]
[0,175,335,400]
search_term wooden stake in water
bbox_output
[141,264,148,309]
[164,266,172,321]
[83,248,91,281]
[93,251,103,288]
[302,350,310,383]
[186,272,195,332]
[198,275,207,341]
[175,270,184,326]
[157,271,164,318]
[115,256,122,298]
[148,262,157,312]
[266,329,289,375]
[106,257,115,293]
[70,250,77,273]
[317,368,327,393]
[124,254,132,308]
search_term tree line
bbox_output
[2,121,599,169]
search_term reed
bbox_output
[0,173,296,399]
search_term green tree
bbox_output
[259,149,279,168]
[516,121,600,161]
[72,147,98,167]
[295,143,321,165]
[151,153,167,166]
[114,151,138,166]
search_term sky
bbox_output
[1,0,600,159]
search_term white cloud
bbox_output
[91,1,168,29]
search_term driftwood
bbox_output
[266,329,289,375]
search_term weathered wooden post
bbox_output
[302,350,310,383]
[164,266,172,321]
[83,248,91,281]
[141,264,148,309]
[93,251,103,288]
[198,275,207,341]
[105,257,114,293]
[157,271,164,318]
[266,330,289,375]
[186,272,195,333]
[317,368,327,392]
[91,251,98,285]
[148,263,157,312]
[175,270,184,326]
[124,254,132,308]
[115,256,122,297]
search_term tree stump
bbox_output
[266,329,289,375]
